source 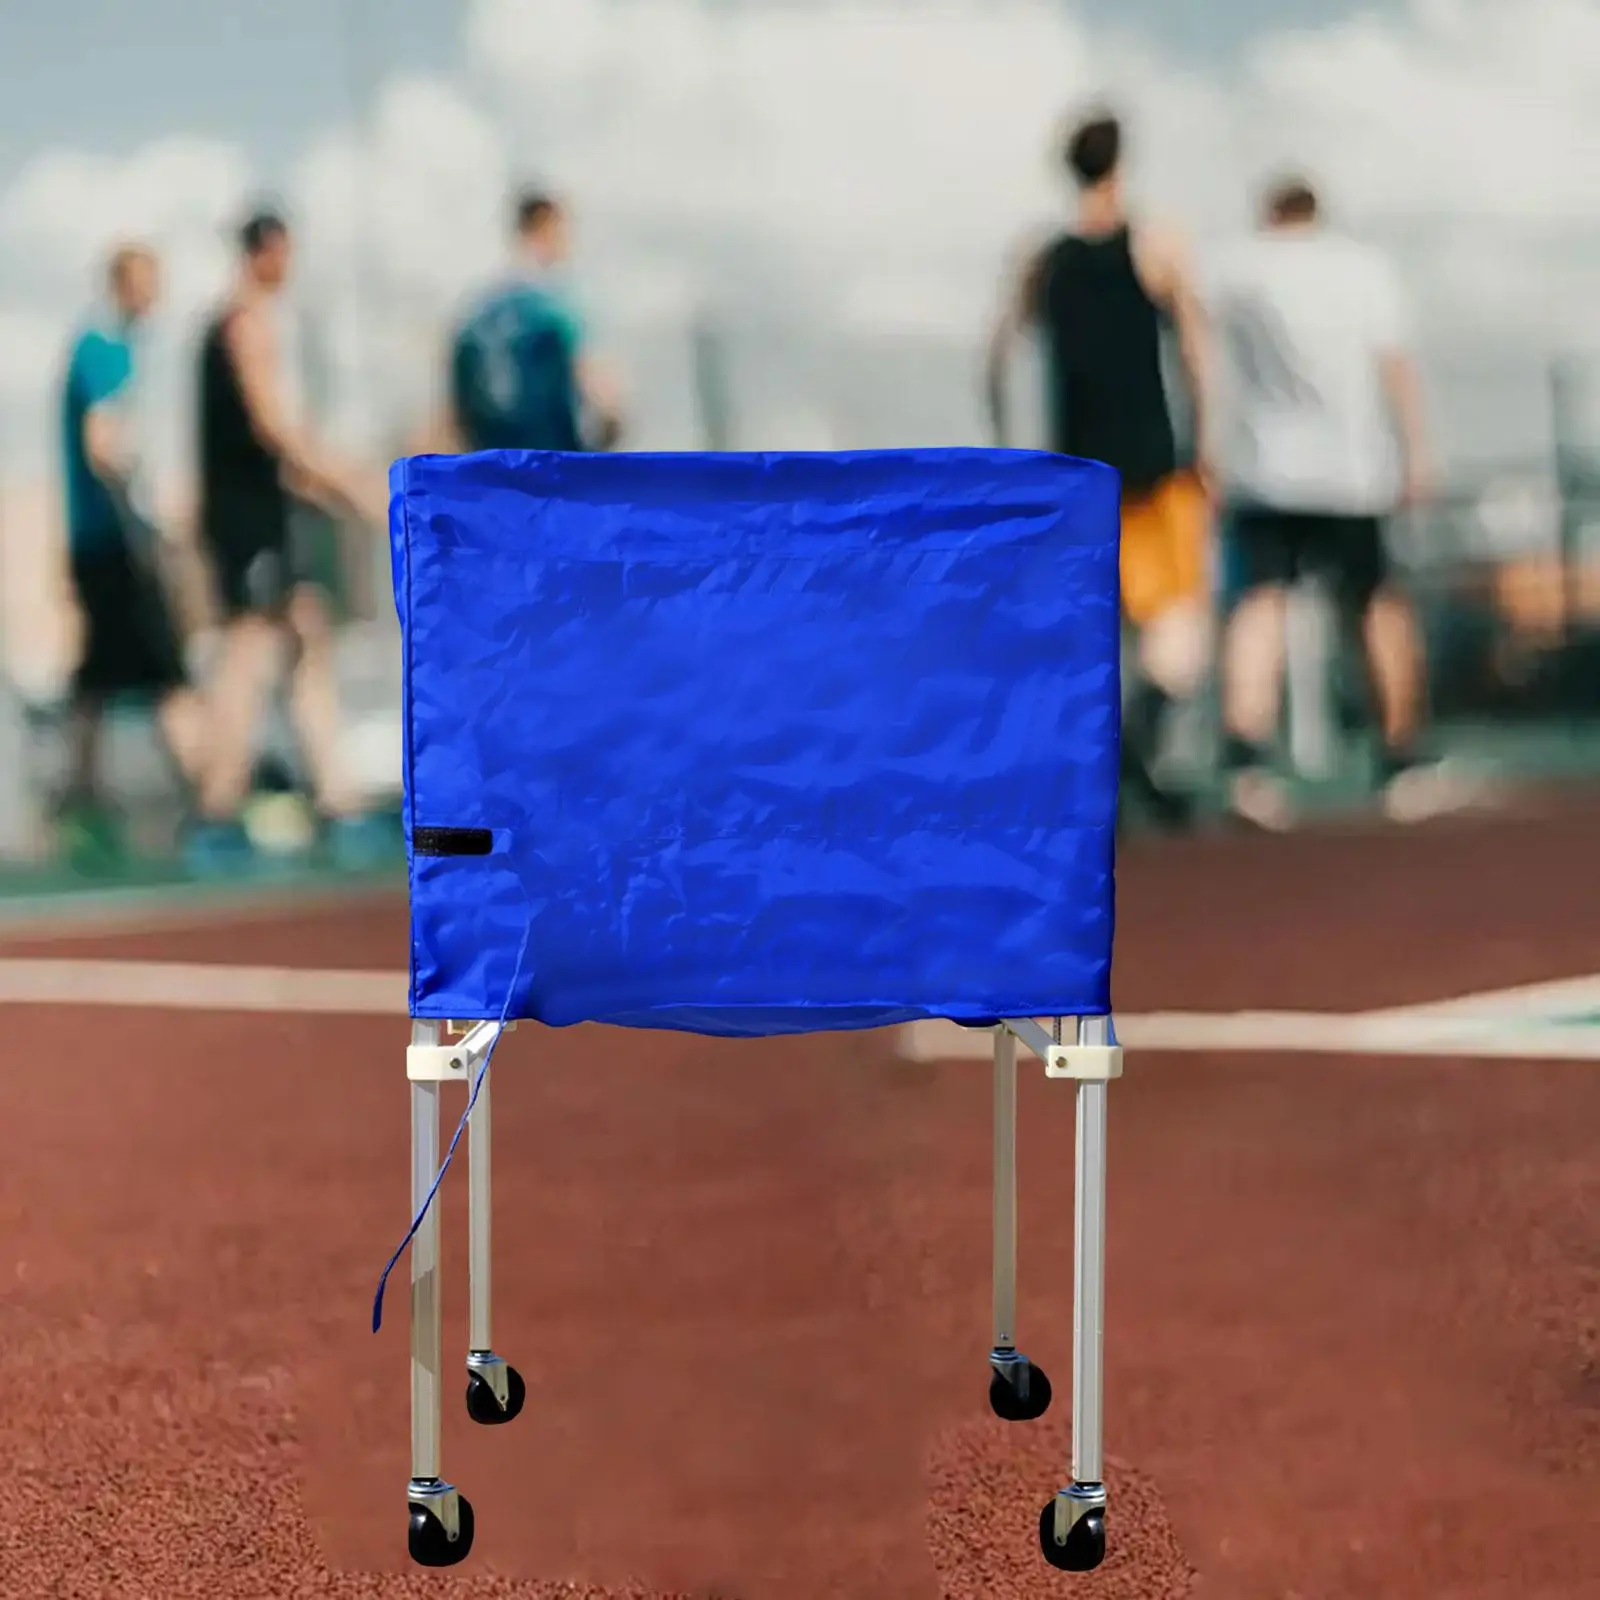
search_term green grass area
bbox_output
[0,853,405,898]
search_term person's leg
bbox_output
[63,695,106,807]
[196,613,282,822]
[1312,518,1420,768]
[1361,575,1424,772]
[1218,507,1299,829]
[117,540,212,800]
[52,691,125,871]
[1221,584,1290,749]
[1345,531,1463,819]
[1117,476,1211,829]
[282,584,361,819]
[62,548,113,809]
[59,544,150,867]
[153,687,210,792]
[1315,516,1473,820]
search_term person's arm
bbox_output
[1138,224,1215,495]
[225,306,348,500]
[983,242,1044,448]
[1380,350,1431,506]
[1370,256,1432,508]
[556,294,623,451]
[82,405,129,491]
[227,306,385,523]
[77,335,135,495]
[1379,350,1432,508]
[577,351,624,451]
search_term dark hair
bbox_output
[238,207,289,256]
[1265,176,1319,224]
[514,188,561,235]
[1065,112,1122,187]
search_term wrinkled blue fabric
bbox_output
[390,447,1121,1034]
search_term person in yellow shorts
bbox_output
[987,108,1214,829]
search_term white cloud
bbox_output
[1244,0,1600,228]
[3,0,1600,487]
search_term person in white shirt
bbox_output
[1209,176,1448,826]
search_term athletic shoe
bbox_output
[325,812,397,874]
[181,818,255,880]
[56,797,129,876]
[1380,757,1487,824]
[1226,767,1296,833]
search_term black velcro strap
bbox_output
[413,826,494,858]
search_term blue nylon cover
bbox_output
[391,447,1121,1035]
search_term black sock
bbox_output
[1221,734,1271,774]
[1378,743,1419,783]
[1123,681,1171,761]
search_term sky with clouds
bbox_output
[3,0,1600,490]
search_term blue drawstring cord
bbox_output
[371,920,531,1335]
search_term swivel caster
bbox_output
[1038,1496,1106,1573]
[988,1356,1053,1422]
[465,1355,526,1426]
[407,1483,475,1569]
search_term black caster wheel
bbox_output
[408,1495,475,1568]
[466,1365,526,1426]
[989,1360,1053,1422]
[1038,1502,1105,1573]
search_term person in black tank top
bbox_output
[198,304,293,607]
[985,110,1215,832]
[187,208,391,877]
[1033,227,1177,494]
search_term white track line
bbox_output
[0,959,405,1015]
[899,998,1600,1063]
[1357,973,1600,1024]
[0,959,1596,1060]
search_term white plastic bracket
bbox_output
[1001,1018,1123,1082]
[406,1020,515,1083]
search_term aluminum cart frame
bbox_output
[386,441,1125,1579]
[399,1009,1122,1575]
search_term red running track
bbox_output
[0,804,1596,1597]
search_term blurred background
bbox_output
[2,0,1598,891]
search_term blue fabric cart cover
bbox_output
[391,447,1121,1035]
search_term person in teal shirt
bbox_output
[446,189,623,454]
[55,244,208,864]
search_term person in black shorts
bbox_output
[57,244,208,861]
[191,208,387,873]
[1209,178,1470,825]
[986,110,1215,831]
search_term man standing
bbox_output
[986,110,1214,830]
[1209,177,1453,827]
[445,188,623,455]
[191,207,387,874]
[57,243,208,864]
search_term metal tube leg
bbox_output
[406,1021,471,1565]
[987,1025,1052,1421]
[992,1026,1018,1357]
[410,1026,445,1487]
[1048,1014,1111,1561]
[468,1066,493,1356]
[463,1031,523,1427]
[1070,1077,1108,1487]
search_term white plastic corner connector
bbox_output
[406,1020,515,1083]
[1001,1017,1123,1082]
[1043,1043,1123,1082]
